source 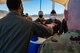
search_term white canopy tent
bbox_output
[0,0,29,4]
[0,0,29,19]
[0,0,68,11]
[0,0,6,4]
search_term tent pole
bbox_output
[52,1,55,10]
[40,0,42,11]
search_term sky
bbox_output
[0,0,65,15]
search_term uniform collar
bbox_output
[68,30,80,35]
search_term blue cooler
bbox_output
[28,36,41,53]
[31,36,38,41]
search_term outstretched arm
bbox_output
[32,22,53,38]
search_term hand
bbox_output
[46,23,57,28]
[46,23,55,28]
[52,23,57,26]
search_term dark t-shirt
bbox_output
[62,19,68,33]
[0,12,52,53]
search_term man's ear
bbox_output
[64,10,68,20]
[20,4,24,14]
[20,4,23,10]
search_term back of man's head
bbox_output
[67,0,80,30]
[7,0,22,10]
[68,0,80,19]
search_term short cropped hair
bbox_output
[6,0,22,10]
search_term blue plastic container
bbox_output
[31,36,38,41]
[28,36,41,53]
[28,41,41,53]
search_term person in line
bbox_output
[0,0,52,53]
[35,11,45,25]
[25,13,32,21]
[61,18,68,33]
[38,0,80,53]
[45,9,62,35]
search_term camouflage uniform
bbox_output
[38,30,80,53]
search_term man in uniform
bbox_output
[35,11,45,25]
[45,9,62,35]
[38,0,80,53]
